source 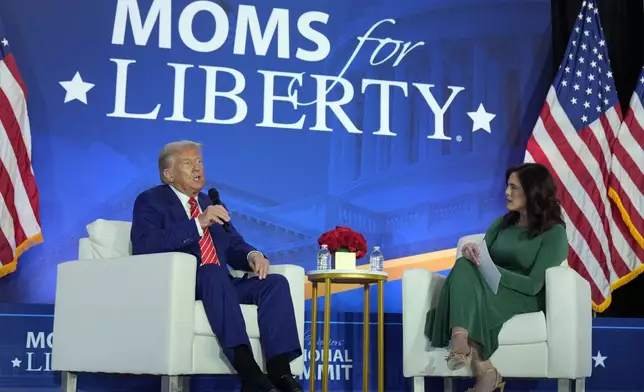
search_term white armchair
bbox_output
[402,234,592,392]
[51,219,305,392]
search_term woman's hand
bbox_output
[462,242,481,265]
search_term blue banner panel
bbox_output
[0,304,642,391]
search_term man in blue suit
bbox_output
[130,141,303,392]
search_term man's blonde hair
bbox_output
[158,140,202,184]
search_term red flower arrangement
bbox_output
[317,226,368,259]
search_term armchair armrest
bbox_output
[268,264,305,373]
[230,264,305,373]
[52,252,197,375]
[402,268,446,377]
[545,266,592,379]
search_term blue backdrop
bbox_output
[6,1,642,391]
[0,0,553,308]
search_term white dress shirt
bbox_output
[169,186,262,263]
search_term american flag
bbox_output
[606,66,644,306]
[524,1,628,310]
[0,21,42,278]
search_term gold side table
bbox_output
[306,270,389,392]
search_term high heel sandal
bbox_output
[445,333,472,370]
[445,347,472,370]
[466,367,505,392]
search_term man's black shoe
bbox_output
[240,374,279,392]
[271,374,304,392]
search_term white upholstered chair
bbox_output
[402,234,592,392]
[51,219,305,392]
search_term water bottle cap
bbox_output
[374,246,380,250]
[321,244,328,248]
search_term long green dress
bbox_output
[424,217,569,360]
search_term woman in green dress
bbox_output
[424,163,569,392]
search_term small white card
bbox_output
[476,239,501,294]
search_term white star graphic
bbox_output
[467,103,496,133]
[11,357,21,368]
[59,71,95,104]
[592,351,607,367]
[1,38,8,46]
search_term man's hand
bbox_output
[249,253,270,279]
[198,205,230,228]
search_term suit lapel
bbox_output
[162,185,191,223]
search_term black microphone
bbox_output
[208,188,232,233]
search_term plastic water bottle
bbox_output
[369,246,384,271]
[317,245,331,270]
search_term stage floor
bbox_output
[0,303,641,391]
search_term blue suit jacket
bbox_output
[130,185,255,271]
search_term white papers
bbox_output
[476,239,501,294]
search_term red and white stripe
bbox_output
[188,197,219,266]
[0,51,42,278]
[525,86,628,309]
[606,87,644,288]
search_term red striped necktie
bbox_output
[188,197,220,266]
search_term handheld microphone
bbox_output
[208,188,232,233]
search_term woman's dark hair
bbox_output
[500,163,565,238]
